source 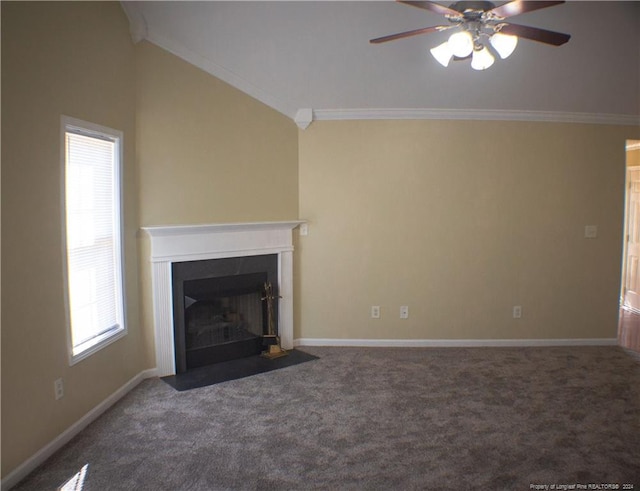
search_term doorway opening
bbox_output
[619,139,640,352]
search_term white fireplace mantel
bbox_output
[142,221,304,376]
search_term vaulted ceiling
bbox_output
[122,1,640,127]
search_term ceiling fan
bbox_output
[370,1,571,70]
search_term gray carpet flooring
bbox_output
[12,346,640,490]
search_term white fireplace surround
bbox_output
[142,221,304,376]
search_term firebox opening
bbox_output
[171,254,279,373]
[183,273,267,369]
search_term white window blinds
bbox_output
[64,119,126,362]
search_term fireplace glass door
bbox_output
[172,254,279,373]
[183,273,266,368]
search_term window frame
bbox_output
[61,115,127,365]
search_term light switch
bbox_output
[584,225,598,239]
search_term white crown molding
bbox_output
[120,1,147,44]
[294,108,313,130]
[121,8,639,129]
[294,338,618,348]
[312,108,640,127]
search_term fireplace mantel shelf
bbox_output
[142,220,305,238]
[142,220,304,376]
[141,221,306,263]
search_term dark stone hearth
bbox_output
[161,349,319,391]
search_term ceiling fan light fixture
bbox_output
[430,41,454,67]
[447,30,474,58]
[490,32,518,59]
[370,0,570,71]
[471,45,495,70]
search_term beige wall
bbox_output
[135,41,299,369]
[2,0,638,482]
[1,2,145,477]
[135,41,299,227]
[297,120,639,341]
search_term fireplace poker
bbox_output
[261,282,288,359]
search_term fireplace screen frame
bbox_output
[172,254,279,373]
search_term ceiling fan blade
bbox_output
[499,22,570,46]
[397,1,461,17]
[489,1,565,19]
[370,25,449,44]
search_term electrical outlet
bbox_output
[400,306,409,319]
[54,378,64,400]
[584,225,597,239]
[371,306,380,318]
[513,306,522,319]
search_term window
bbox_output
[62,116,126,364]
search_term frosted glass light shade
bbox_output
[471,46,495,70]
[430,41,454,67]
[490,32,518,59]
[447,31,473,58]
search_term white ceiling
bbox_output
[123,1,640,126]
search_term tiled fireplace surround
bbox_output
[142,221,304,376]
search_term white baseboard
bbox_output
[294,338,618,348]
[1,368,158,491]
